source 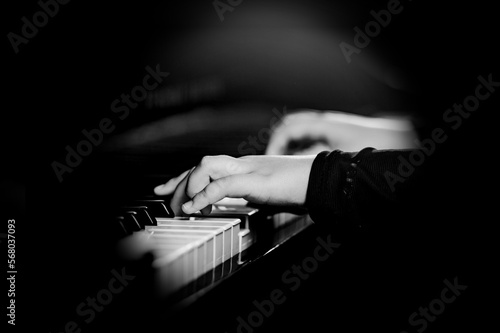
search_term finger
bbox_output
[182,175,255,215]
[265,134,287,155]
[169,170,194,215]
[154,169,191,195]
[185,156,244,199]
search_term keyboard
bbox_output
[112,196,313,306]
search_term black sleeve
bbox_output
[305,148,424,228]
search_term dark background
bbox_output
[3,0,498,332]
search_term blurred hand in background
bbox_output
[265,109,419,155]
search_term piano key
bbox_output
[195,205,259,229]
[200,207,259,249]
[155,244,196,288]
[121,205,157,227]
[148,228,222,268]
[188,217,242,258]
[238,228,253,261]
[131,199,174,218]
[154,218,239,258]
[148,232,214,278]
[114,216,130,236]
[239,229,252,251]
[156,229,222,285]
[150,217,243,287]
[123,230,209,296]
[121,211,142,232]
[118,232,201,295]
[147,225,226,265]
[215,198,249,206]
[149,231,217,296]
[149,234,208,280]
[155,223,232,263]
[152,242,197,296]
[165,217,241,258]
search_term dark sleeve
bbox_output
[305,148,423,227]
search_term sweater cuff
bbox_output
[306,150,343,224]
[305,149,368,225]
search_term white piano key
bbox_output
[215,197,249,206]
[150,235,207,281]
[185,217,241,257]
[149,231,216,273]
[149,225,226,266]
[152,243,195,296]
[238,229,253,252]
[193,205,258,229]
[152,223,231,262]
[148,228,224,267]
[155,217,240,259]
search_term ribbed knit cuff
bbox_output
[306,150,345,224]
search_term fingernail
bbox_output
[182,201,193,213]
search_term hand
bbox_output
[266,110,418,155]
[153,155,315,215]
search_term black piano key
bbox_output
[131,199,174,218]
[122,211,142,232]
[121,205,157,227]
[114,216,130,236]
